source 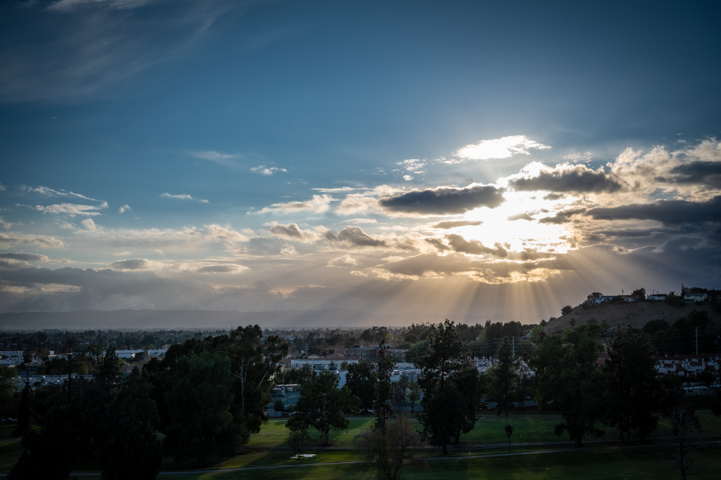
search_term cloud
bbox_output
[327,255,359,267]
[268,222,319,242]
[379,184,505,215]
[509,163,623,193]
[0,232,63,248]
[432,220,483,229]
[197,264,248,274]
[396,158,427,181]
[204,224,249,244]
[34,202,108,216]
[188,150,239,167]
[48,0,153,12]
[325,226,386,247]
[454,135,551,161]
[507,213,533,221]
[20,185,97,201]
[667,161,721,188]
[446,234,508,257]
[586,196,721,226]
[81,218,97,231]
[250,165,287,176]
[111,258,148,270]
[160,193,209,204]
[0,252,50,269]
[118,204,131,214]
[0,253,48,262]
[2,0,240,103]
[254,194,335,215]
[538,208,587,224]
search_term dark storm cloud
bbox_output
[111,258,147,270]
[586,196,721,225]
[446,234,508,257]
[510,167,623,193]
[325,226,386,247]
[379,185,505,214]
[432,220,483,229]
[666,161,721,188]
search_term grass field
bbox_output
[2,412,720,479]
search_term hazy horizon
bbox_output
[2,1,720,329]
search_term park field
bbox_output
[2,412,720,479]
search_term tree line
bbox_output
[5,320,721,479]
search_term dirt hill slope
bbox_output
[544,301,721,335]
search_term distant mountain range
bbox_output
[0,309,448,331]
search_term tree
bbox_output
[286,412,312,458]
[488,337,517,417]
[225,325,288,449]
[346,361,377,413]
[530,324,605,447]
[407,380,421,414]
[12,384,31,438]
[374,342,395,428]
[416,320,481,454]
[504,424,514,453]
[357,416,426,480]
[292,370,356,446]
[561,305,573,316]
[94,346,124,393]
[662,405,701,480]
[586,292,603,302]
[632,288,646,301]
[602,325,662,441]
[165,350,235,467]
[97,372,163,480]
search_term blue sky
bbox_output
[1,0,720,326]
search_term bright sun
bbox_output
[459,191,574,254]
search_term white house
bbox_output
[684,293,709,303]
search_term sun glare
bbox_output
[460,191,573,254]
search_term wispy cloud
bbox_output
[1,1,241,103]
[453,135,551,161]
[35,202,108,216]
[0,232,64,248]
[251,165,288,176]
[20,185,97,201]
[188,150,241,169]
[253,194,335,215]
[160,193,209,204]
[118,204,131,214]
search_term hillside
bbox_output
[544,301,721,334]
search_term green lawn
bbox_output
[159,446,721,480]
[248,411,721,449]
[2,411,721,478]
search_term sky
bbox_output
[1,0,721,327]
